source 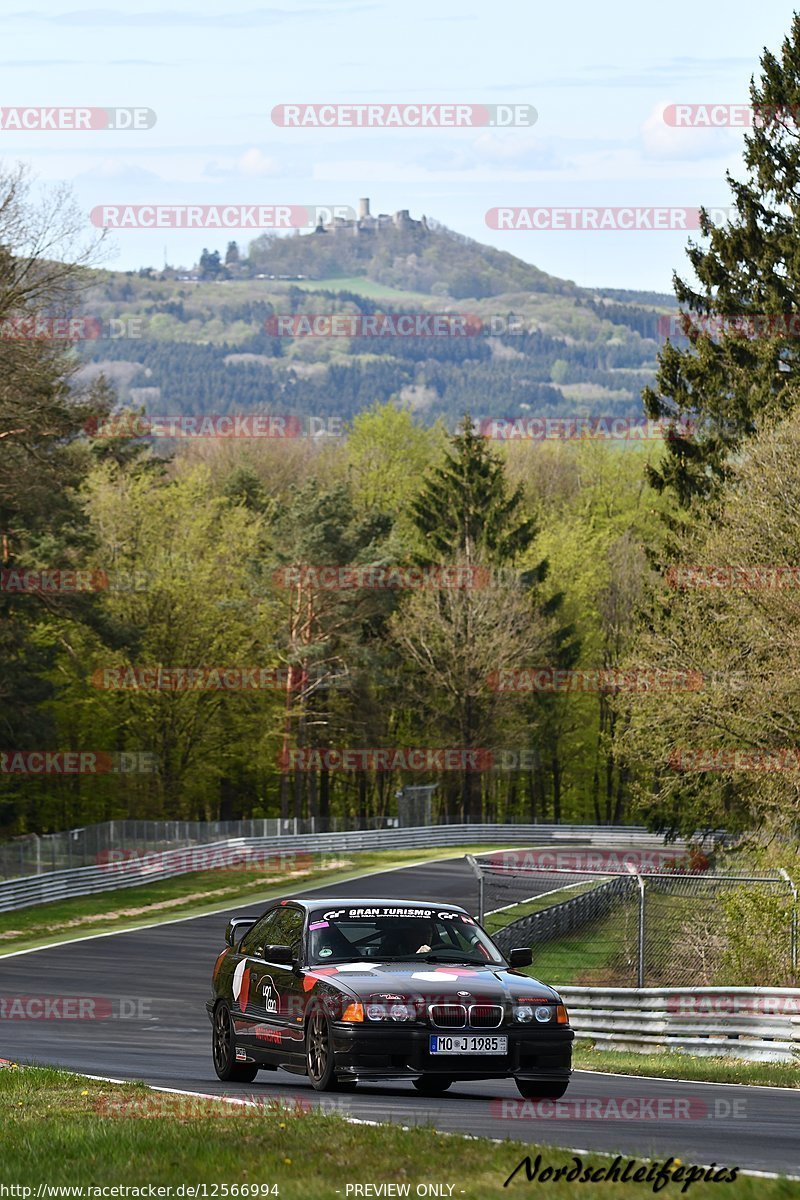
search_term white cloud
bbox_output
[239,147,281,176]
[205,148,281,178]
[640,101,739,161]
[73,159,162,182]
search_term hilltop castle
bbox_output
[315,198,428,236]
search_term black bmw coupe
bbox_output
[208,897,573,1097]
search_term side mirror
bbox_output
[225,917,255,948]
[263,944,294,965]
[508,947,533,968]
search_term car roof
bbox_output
[282,898,469,914]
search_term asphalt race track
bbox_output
[1,855,798,1176]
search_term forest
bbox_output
[4,18,800,850]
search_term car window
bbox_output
[239,910,279,957]
[264,907,304,958]
[307,908,503,964]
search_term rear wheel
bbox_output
[412,1076,452,1095]
[515,1079,569,1100]
[212,1002,259,1083]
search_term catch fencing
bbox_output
[0,817,688,880]
[0,823,683,913]
[0,817,358,879]
[472,853,798,989]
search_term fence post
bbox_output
[627,865,645,988]
[779,868,798,981]
[465,854,485,924]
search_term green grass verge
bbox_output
[518,919,639,987]
[0,845,501,956]
[0,1065,781,1197]
[483,881,600,936]
[574,1044,800,1089]
[483,882,641,986]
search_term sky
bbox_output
[1,1,794,291]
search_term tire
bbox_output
[515,1078,569,1100]
[412,1076,452,1095]
[212,1002,259,1083]
[305,1004,339,1091]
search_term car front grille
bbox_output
[468,1004,504,1028]
[428,1003,467,1028]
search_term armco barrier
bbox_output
[0,824,680,913]
[559,986,800,1063]
[491,876,632,954]
[1,819,687,879]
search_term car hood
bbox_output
[304,961,561,1003]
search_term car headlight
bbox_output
[366,1000,415,1022]
[513,1005,534,1023]
[534,1005,553,1023]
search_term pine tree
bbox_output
[402,416,548,821]
[411,414,536,564]
[645,14,800,507]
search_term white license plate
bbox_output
[429,1035,508,1055]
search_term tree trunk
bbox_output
[551,753,561,823]
[319,766,330,830]
[358,773,367,830]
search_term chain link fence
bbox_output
[472,852,798,988]
[0,818,672,881]
[0,817,346,878]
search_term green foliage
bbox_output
[645,15,800,506]
[718,887,795,986]
[411,415,536,564]
[246,219,571,299]
[619,407,800,836]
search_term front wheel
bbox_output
[515,1078,569,1100]
[412,1076,452,1095]
[212,1002,259,1083]
[306,1005,339,1091]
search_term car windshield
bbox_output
[306,905,505,965]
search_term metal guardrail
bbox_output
[559,986,800,1063]
[2,816,701,879]
[491,876,631,953]
[0,824,673,913]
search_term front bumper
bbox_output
[330,1022,573,1081]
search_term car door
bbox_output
[233,909,281,1049]
[245,905,307,1062]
